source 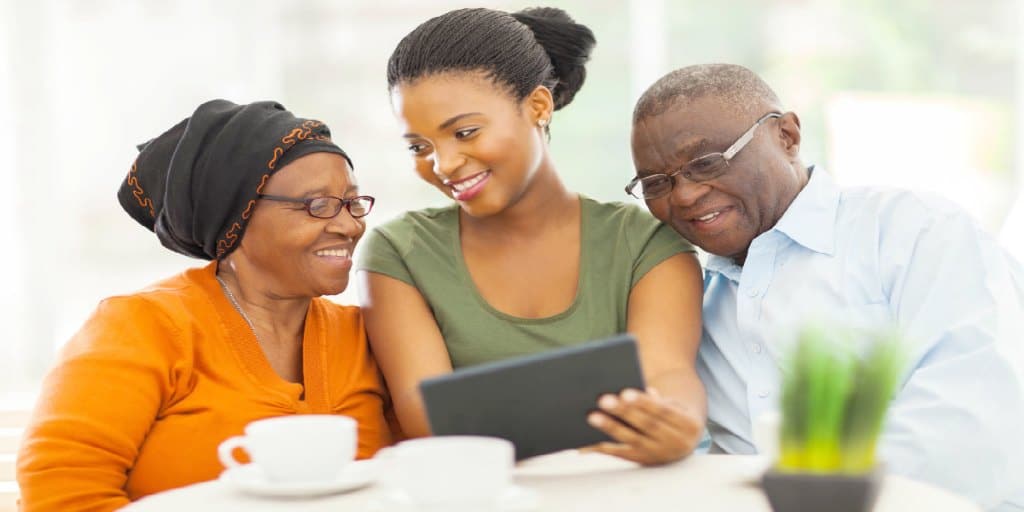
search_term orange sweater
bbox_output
[17,263,391,511]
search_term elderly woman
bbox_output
[16,100,390,511]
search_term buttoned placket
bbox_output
[736,231,784,422]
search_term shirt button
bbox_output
[752,343,763,354]
[757,390,771,398]
[746,287,761,297]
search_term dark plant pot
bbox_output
[761,466,885,512]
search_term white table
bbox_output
[123,452,980,511]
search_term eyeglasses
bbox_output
[257,194,375,219]
[625,112,782,199]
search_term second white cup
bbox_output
[379,435,514,505]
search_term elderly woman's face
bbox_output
[237,152,365,297]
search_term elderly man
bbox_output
[628,63,1024,510]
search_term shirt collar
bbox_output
[773,165,839,256]
[704,165,840,279]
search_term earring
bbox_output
[538,118,548,128]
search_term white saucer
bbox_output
[219,460,377,498]
[369,484,539,511]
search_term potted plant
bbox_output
[761,325,906,512]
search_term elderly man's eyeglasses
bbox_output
[257,194,375,219]
[625,112,782,200]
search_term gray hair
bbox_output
[633,63,783,123]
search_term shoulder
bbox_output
[372,205,458,237]
[98,268,208,322]
[582,196,662,228]
[363,205,459,254]
[832,186,993,285]
[582,197,681,247]
[62,268,210,358]
[837,185,975,239]
[841,185,961,220]
[581,196,695,260]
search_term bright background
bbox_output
[2,0,1022,402]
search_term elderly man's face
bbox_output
[631,96,805,264]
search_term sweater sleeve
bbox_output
[17,295,188,512]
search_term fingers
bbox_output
[586,388,703,465]
[587,409,650,449]
[599,389,700,441]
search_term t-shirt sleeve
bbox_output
[356,225,416,287]
[631,219,697,288]
[17,296,185,512]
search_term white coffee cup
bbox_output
[217,415,357,483]
[379,436,514,506]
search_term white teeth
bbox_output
[451,172,487,192]
[315,249,350,258]
[697,211,720,222]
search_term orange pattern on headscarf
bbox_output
[126,162,155,218]
[216,121,330,259]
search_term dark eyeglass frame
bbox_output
[625,112,783,200]
[256,194,375,219]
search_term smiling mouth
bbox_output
[314,248,351,258]
[444,170,492,201]
[683,206,734,229]
[695,211,722,223]
[445,171,490,192]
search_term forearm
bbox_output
[18,363,155,511]
[647,366,708,424]
[880,347,1024,509]
[393,387,434,438]
[360,272,456,440]
[18,428,132,512]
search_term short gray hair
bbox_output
[633,63,783,123]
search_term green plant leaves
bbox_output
[777,324,907,474]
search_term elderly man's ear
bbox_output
[778,111,802,159]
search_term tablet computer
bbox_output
[419,333,645,460]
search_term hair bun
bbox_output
[512,7,595,110]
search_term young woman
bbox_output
[18,100,390,511]
[357,7,705,465]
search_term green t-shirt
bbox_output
[356,196,695,369]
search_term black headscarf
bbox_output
[118,99,352,260]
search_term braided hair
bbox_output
[387,7,595,112]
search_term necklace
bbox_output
[215,274,262,343]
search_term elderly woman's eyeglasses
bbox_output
[625,112,782,200]
[257,194,375,219]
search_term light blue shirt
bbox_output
[699,167,1024,510]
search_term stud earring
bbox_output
[538,118,548,128]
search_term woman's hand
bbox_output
[582,387,703,466]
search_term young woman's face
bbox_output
[392,72,550,217]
